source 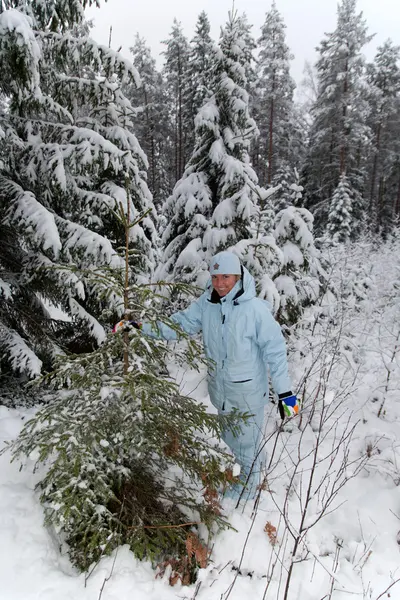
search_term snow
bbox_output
[0,9,41,93]
[1,240,400,600]
[2,329,42,378]
[5,187,62,258]
[0,278,12,300]
[69,298,106,344]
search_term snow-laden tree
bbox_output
[273,205,324,325]
[235,12,257,92]
[233,186,283,310]
[127,35,172,209]
[162,19,191,183]
[302,0,373,232]
[326,174,353,243]
[251,1,300,185]
[160,10,260,287]
[9,206,242,577]
[186,12,214,133]
[366,40,400,233]
[0,2,157,387]
[272,165,304,212]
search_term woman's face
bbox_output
[211,274,239,297]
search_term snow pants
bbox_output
[208,378,266,500]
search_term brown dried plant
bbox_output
[264,521,278,546]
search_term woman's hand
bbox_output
[112,320,142,333]
[278,393,300,419]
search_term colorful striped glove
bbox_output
[112,320,142,333]
[278,392,300,419]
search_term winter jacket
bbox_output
[142,267,292,413]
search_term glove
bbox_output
[278,392,300,419]
[112,320,142,333]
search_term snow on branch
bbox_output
[28,252,85,299]
[38,31,141,87]
[0,8,41,95]
[1,326,42,377]
[56,215,123,269]
[2,179,62,257]
[68,297,106,344]
[0,278,12,300]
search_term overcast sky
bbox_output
[85,0,400,84]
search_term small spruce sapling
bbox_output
[6,181,243,577]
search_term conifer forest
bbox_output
[0,1,400,599]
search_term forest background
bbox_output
[0,0,400,598]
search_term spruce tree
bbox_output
[252,1,298,185]
[7,199,242,577]
[0,2,156,392]
[160,10,259,286]
[326,174,353,243]
[366,40,400,233]
[186,12,214,134]
[127,35,172,209]
[162,19,191,183]
[233,186,284,309]
[273,204,324,325]
[302,0,373,233]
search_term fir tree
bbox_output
[233,186,284,310]
[272,165,304,212]
[127,35,173,209]
[235,12,257,92]
[160,10,259,286]
[326,174,353,243]
[162,19,191,182]
[252,2,299,185]
[186,12,214,134]
[0,3,156,391]
[302,0,373,233]
[366,40,400,233]
[273,203,324,325]
[7,201,243,576]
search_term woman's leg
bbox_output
[219,405,265,500]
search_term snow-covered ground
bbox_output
[1,239,400,600]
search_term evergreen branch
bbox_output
[127,521,200,530]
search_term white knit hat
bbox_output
[209,251,241,275]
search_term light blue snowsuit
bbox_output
[142,267,292,498]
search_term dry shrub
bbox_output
[201,473,222,515]
[264,521,278,546]
[157,532,209,586]
[186,531,209,568]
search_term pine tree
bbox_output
[160,11,260,286]
[162,19,191,183]
[252,2,298,185]
[7,202,242,576]
[366,40,400,233]
[0,2,156,391]
[302,0,373,233]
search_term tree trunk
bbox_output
[339,60,349,176]
[267,98,274,185]
[369,122,382,214]
[395,170,400,216]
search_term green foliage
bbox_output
[8,278,243,572]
